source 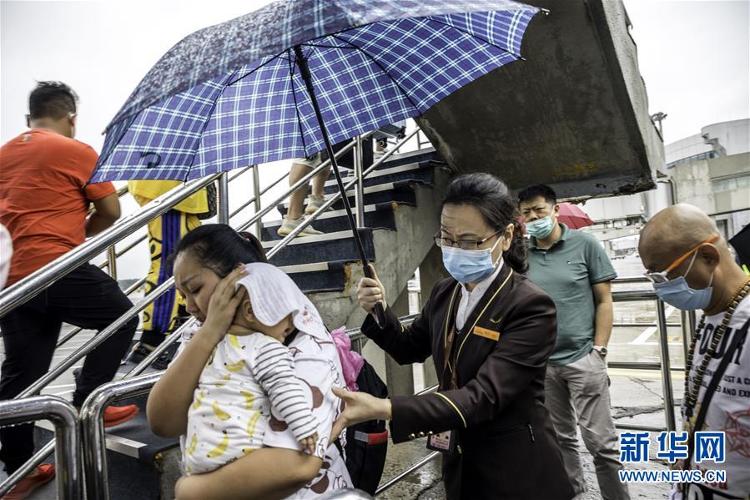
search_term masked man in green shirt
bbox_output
[519,184,629,500]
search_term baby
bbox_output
[182,263,320,475]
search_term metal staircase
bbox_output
[0,127,450,499]
[264,148,449,328]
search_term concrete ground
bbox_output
[376,371,676,499]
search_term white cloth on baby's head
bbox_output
[234,264,352,496]
[236,262,329,340]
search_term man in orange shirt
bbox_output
[0,82,139,498]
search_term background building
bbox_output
[578,118,749,255]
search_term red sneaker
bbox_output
[2,463,55,500]
[103,404,139,428]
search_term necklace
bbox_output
[683,279,750,421]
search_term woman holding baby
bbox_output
[146,224,350,499]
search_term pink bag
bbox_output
[330,327,365,391]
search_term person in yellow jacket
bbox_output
[126,180,210,366]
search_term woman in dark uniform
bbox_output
[331,173,574,499]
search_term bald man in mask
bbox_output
[639,204,750,499]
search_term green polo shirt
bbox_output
[527,223,617,366]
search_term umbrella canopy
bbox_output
[557,202,593,229]
[91,0,540,182]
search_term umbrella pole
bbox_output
[294,45,386,327]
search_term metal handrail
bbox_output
[17,279,173,399]
[0,173,219,318]
[236,139,359,233]
[21,134,368,397]
[0,396,80,499]
[218,172,230,223]
[348,314,418,350]
[611,276,652,284]
[76,317,432,500]
[55,277,147,349]
[228,166,252,182]
[264,129,418,254]
[0,128,428,495]
[125,319,195,378]
[96,166,286,276]
[376,452,440,496]
[237,129,422,236]
[79,314,421,499]
[229,169,281,220]
[1,131,395,400]
[80,372,162,500]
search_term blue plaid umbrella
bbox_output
[93,0,540,182]
[92,0,541,324]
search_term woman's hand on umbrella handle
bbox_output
[330,387,392,441]
[203,266,248,342]
[357,264,386,315]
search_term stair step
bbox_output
[372,147,440,170]
[264,228,376,267]
[35,392,171,499]
[263,203,396,241]
[276,181,419,217]
[321,159,438,195]
[278,260,352,294]
[319,145,438,174]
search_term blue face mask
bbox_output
[526,216,555,239]
[653,252,714,310]
[442,237,503,284]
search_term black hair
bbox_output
[442,173,528,274]
[28,81,78,120]
[175,224,268,277]
[517,184,557,206]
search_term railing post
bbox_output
[80,373,162,500]
[252,165,262,238]
[0,396,80,500]
[218,172,230,224]
[656,298,677,431]
[106,245,118,280]
[354,136,365,228]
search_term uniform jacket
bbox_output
[361,264,574,500]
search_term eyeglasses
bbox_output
[644,234,719,284]
[434,230,501,251]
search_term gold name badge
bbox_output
[473,326,500,341]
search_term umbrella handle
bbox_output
[294,44,387,328]
[363,262,387,329]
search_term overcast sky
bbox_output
[1,0,748,278]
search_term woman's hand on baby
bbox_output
[203,266,248,342]
[329,387,392,441]
[300,433,318,455]
[357,264,386,315]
